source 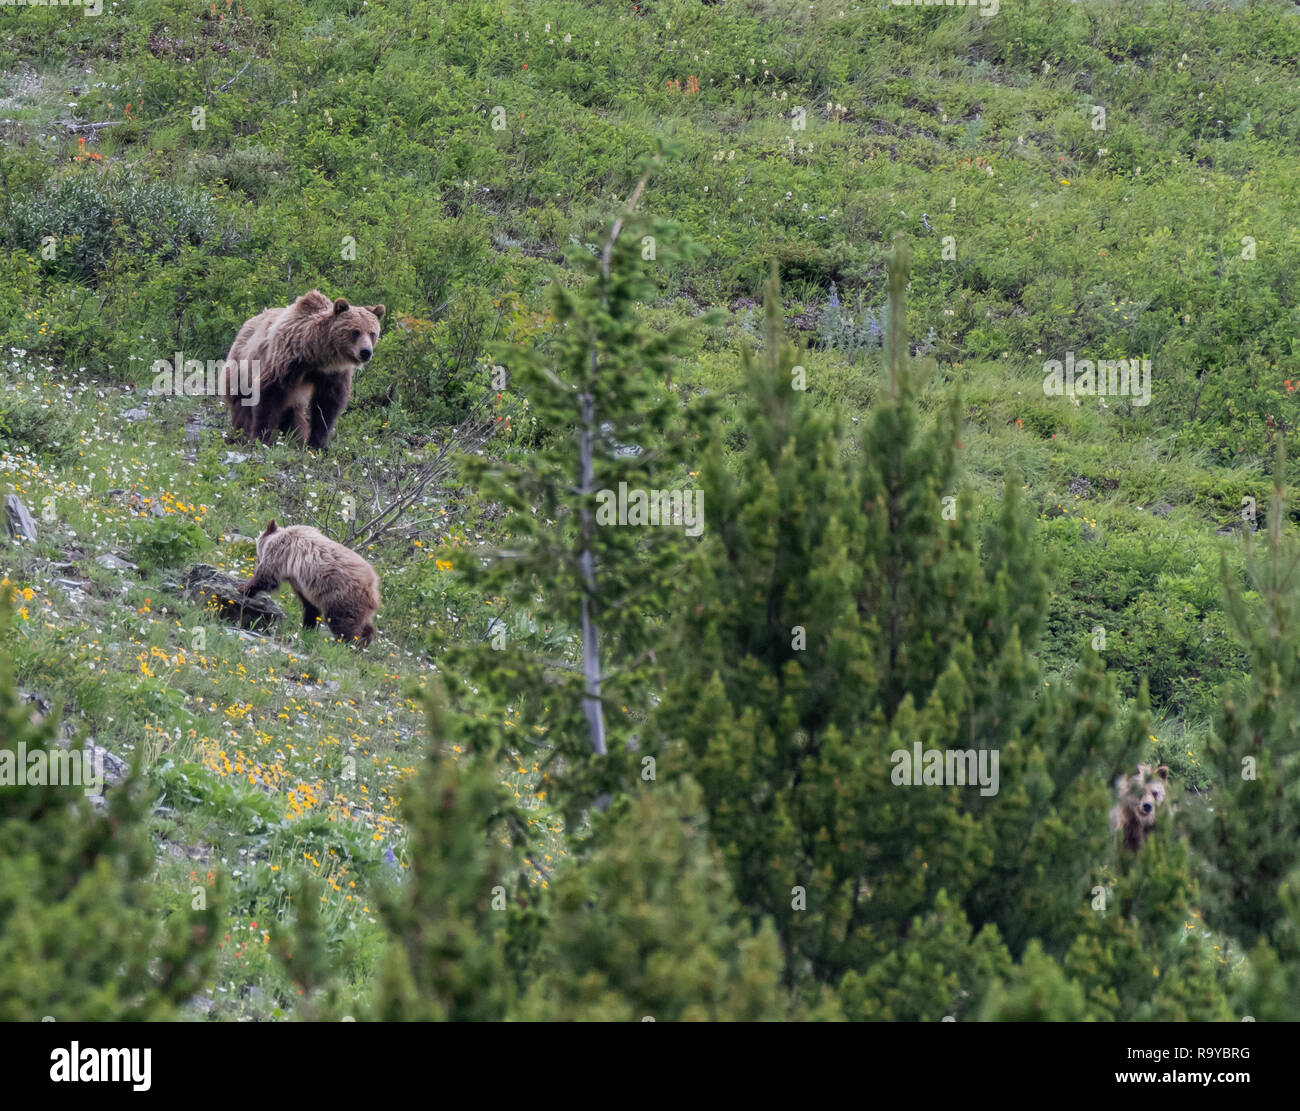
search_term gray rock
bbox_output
[183,564,284,630]
[4,495,38,542]
[95,553,137,571]
[53,580,89,612]
[83,740,129,788]
[223,452,250,465]
[122,407,150,421]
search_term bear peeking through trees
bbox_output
[222,290,385,448]
[240,520,380,647]
[1109,763,1170,851]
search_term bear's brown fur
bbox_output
[1109,763,1169,851]
[222,291,385,448]
[240,520,380,646]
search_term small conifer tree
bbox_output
[653,243,1222,1019]
[518,779,824,1021]
[369,686,523,1021]
[448,156,715,824]
[0,598,220,1020]
[1190,440,1300,960]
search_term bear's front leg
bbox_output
[307,375,352,449]
[240,572,280,597]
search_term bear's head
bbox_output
[1116,762,1169,833]
[329,298,386,366]
[256,518,279,559]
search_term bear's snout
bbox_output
[359,347,372,361]
[1141,801,1153,813]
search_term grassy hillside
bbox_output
[3,0,1299,1015]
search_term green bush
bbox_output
[183,145,288,200]
[0,394,76,462]
[816,281,883,363]
[2,167,229,283]
[129,515,209,571]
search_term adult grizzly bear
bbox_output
[240,520,380,647]
[223,291,385,448]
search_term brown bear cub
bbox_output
[240,521,380,647]
[223,290,384,448]
[1109,763,1170,851]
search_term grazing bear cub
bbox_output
[223,290,385,448]
[240,520,380,647]
[1109,763,1170,851]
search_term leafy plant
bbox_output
[129,515,208,571]
[2,167,227,283]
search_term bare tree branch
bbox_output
[214,57,254,97]
[344,391,496,549]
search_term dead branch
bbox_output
[215,58,254,96]
[345,390,497,549]
[55,119,121,134]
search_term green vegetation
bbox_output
[0,597,221,1019]
[3,0,1299,1020]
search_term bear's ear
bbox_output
[333,298,350,315]
[264,519,279,535]
[368,304,386,321]
[1135,763,1150,778]
[1155,765,1169,781]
